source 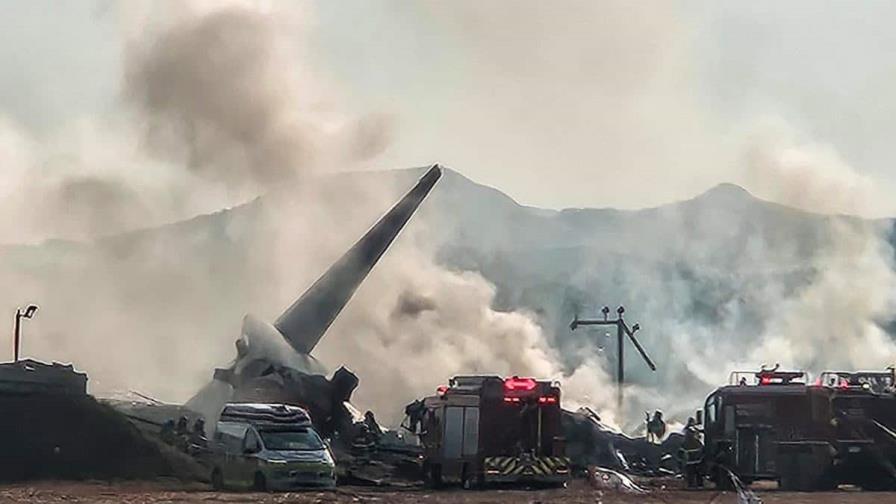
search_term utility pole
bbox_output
[570,306,656,416]
[13,304,38,362]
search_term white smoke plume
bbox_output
[0,1,617,429]
[628,120,896,428]
[740,120,896,372]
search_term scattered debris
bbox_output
[585,466,647,494]
[562,408,683,475]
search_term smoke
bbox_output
[125,7,320,192]
[2,1,896,436]
[0,1,392,243]
[0,2,397,396]
[739,121,896,372]
[561,120,896,428]
[312,246,618,425]
[0,2,598,429]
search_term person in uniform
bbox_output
[681,416,704,488]
[175,416,190,451]
[646,410,666,443]
[189,417,207,454]
[160,419,176,445]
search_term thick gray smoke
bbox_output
[739,123,896,372]
[0,2,396,391]
[126,8,319,192]
[0,2,606,427]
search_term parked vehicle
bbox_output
[209,403,336,491]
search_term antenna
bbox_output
[569,305,656,415]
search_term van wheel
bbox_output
[211,468,224,491]
[253,472,267,492]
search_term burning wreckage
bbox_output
[102,164,896,493]
[112,163,692,487]
[109,163,681,485]
[10,165,896,495]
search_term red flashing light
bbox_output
[437,385,448,396]
[759,376,772,385]
[504,377,537,392]
[538,396,558,404]
[503,397,522,403]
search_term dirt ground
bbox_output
[0,480,892,504]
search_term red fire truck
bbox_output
[418,375,571,488]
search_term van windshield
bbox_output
[259,428,324,451]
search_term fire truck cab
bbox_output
[418,375,570,488]
[698,368,837,490]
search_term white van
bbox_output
[209,403,336,491]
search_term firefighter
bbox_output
[351,423,376,459]
[160,419,176,445]
[363,410,383,441]
[189,417,207,454]
[403,399,426,434]
[646,410,666,443]
[175,416,190,451]
[681,417,704,488]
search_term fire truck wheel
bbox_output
[714,468,734,491]
[461,465,483,490]
[423,463,442,488]
[858,478,895,492]
[210,468,224,491]
[253,472,267,492]
[779,467,806,491]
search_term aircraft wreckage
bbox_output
[113,163,689,485]
[185,164,442,439]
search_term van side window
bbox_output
[243,430,260,453]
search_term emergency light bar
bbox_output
[504,377,537,392]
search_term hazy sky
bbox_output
[2,0,896,214]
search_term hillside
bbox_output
[2,167,893,426]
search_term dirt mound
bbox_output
[0,394,198,482]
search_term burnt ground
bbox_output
[0,480,890,504]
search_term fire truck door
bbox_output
[736,425,775,475]
[443,406,480,459]
[463,407,480,457]
[444,407,464,458]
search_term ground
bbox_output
[0,480,891,504]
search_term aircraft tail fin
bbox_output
[274,164,442,354]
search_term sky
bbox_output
[2,0,896,215]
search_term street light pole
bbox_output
[13,309,20,362]
[13,304,38,362]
